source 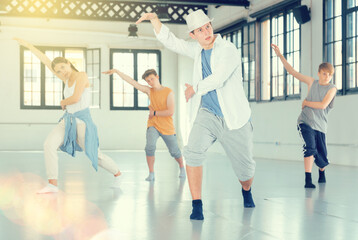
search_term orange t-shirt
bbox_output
[147,87,175,135]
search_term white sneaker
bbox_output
[112,176,122,188]
[37,184,59,194]
[145,173,155,181]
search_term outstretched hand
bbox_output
[136,13,158,25]
[271,44,282,57]
[13,37,28,47]
[102,69,118,75]
[185,83,195,102]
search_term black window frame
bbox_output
[324,0,358,95]
[254,0,302,102]
[219,21,257,102]
[86,48,102,109]
[109,49,161,111]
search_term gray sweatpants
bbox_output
[183,108,255,181]
[145,126,182,159]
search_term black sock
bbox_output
[242,188,255,208]
[318,169,326,183]
[304,172,316,188]
[190,199,204,220]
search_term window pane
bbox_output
[243,26,248,44]
[333,65,342,90]
[250,61,255,81]
[326,19,333,43]
[294,30,300,51]
[87,50,93,64]
[347,12,356,38]
[243,45,249,62]
[33,92,41,106]
[347,38,356,63]
[243,81,249,98]
[334,41,342,65]
[92,92,99,108]
[87,49,101,109]
[138,93,149,107]
[272,77,277,97]
[261,19,271,100]
[232,31,238,46]
[24,92,32,106]
[249,80,255,100]
[334,17,342,41]
[243,62,249,80]
[249,23,255,42]
[278,75,284,97]
[138,53,159,107]
[278,15,284,34]
[334,0,341,16]
[347,63,356,88]
[23,50,42,106]
[45,92,54,106]
[45,50,63,106]
[326,0,333,19]
[287,74,293,95]
[287,31,293,52]
[112,52,134,107]
[238,30,242,47]
[249,43,255,61]
[326,43,334,63]
[286,12,293,32]
[294,52,300,72]
[294,77,300,94]
[65,49,85,72]
[348,0,355,9]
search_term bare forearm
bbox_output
[305,101,325,109]
[22,43,52,68]
[150,16,162,34]
[116,71,140,88]
[155,109,173,117]
[62,96,79,106]
[277,54,295,75]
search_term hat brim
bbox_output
[187,18,214,33]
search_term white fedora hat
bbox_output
[185,9,214,32]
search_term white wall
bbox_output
[2,0,358,167]
[0,17,186,151]
[205,0,358,167]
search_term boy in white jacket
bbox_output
[137,10,256,220]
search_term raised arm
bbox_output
[149,91,175,118]
[13,38,66,83]
[271,44,314,87]
[136,13,196,59]
[302,87,337,110]
[136,12,162,34]
[102,69,151,95]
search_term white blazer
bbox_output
[155,24,251,130]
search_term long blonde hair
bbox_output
[51,57,79,72]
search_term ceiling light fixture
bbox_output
[128,24,138,38]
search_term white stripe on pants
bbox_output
[43,119,119,179]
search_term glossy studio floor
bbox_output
[0,150,357,240]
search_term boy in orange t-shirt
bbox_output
[103,69,185,181]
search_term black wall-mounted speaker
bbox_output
[293,5,311,24]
